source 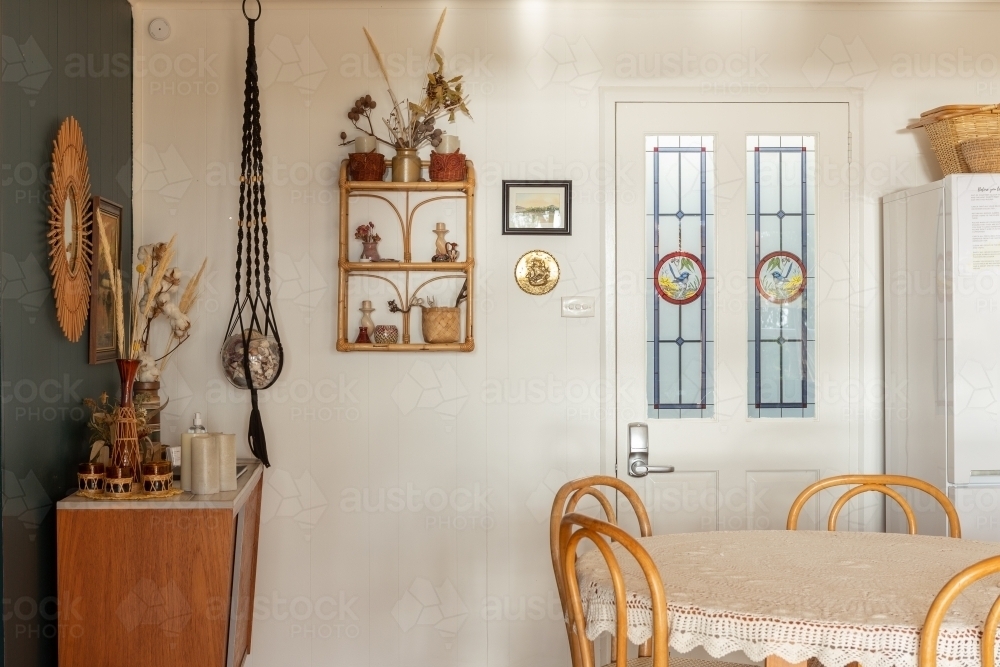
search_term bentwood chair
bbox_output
[919,554,1000,667]
[786,474,961,537]
[551,477,653,667]
[560,513,742,667]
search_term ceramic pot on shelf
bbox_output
[133,380,160,446]
[391,148,422,182]
[360,241,382,262]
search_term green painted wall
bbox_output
[1,0,132,664]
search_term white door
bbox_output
[614,102,858,533]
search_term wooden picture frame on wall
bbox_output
[502,180,572,236]
[88,197,122,365]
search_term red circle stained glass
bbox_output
[755,251,806,304]
[654,252,706,305]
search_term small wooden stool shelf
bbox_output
[337,159,476,352]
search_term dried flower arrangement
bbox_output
[339,9,472,151]
[83,391,156,463]
[134,242,207,382]
[93,214,207,381]
[355,222,381,244]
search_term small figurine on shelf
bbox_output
[359,300,375,335]
[356,222,382,261]
[432,222,460,262]
[432,222,449,261]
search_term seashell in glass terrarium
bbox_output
[221,329,283,390]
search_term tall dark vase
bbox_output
[113,359,141,482]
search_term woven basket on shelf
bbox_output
[429,152,467,182]
[959,136,1000,173]
[348,152,386,181]
[420,306,460,344]
[907,104,1000,175]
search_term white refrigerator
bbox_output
[884,174,1000,541]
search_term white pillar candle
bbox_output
[435,135,460,154]
[219,433,237,492]
[354,135,377,153]
[191,434,220,495]
[180,433,193,492]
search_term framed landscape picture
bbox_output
[502,180,572,235]
[88,197,122,364]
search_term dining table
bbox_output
[575,530,1000,667]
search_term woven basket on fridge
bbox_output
[959,136,1000,173]
[420,306,460,344]
[907,104,1000,175]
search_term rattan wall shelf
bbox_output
[337,159,476,352]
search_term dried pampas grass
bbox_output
[428,8,447,61]
[178,258,207,315]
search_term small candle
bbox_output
[354,135,377,153]
[219,433,237,492]
[180,433,193,491]
[435,135,460,154]
[191,434,220,495]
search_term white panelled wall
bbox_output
[129,1,995,665]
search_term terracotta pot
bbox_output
[361,241,381,262]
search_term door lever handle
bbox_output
[626,422,675,478]
[629,460,675,476]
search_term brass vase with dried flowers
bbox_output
[339,9,472,183]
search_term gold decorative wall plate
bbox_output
[515,250,560,295]
[47,117,93,342]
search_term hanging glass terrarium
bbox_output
[221,329,282,390]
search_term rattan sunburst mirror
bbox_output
[47,117,93,342]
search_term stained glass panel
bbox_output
[647,136,715,419]
[746,135,816,418]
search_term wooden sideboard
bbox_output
[57,460,263,667]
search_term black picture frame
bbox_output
[502,180,572,236]
[88,196,123,365]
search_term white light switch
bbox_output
[562,296,595,318]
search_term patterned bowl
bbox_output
[372,325,399,344]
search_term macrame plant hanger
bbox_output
[224,0,282,467]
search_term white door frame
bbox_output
[597,87,879,488]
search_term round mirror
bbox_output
[64,192,77,265]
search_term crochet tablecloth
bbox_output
[576,530,1000,667]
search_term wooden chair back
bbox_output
[786,474,961,537]
[560,512,669,667]
[919,555,1000,667]
[550,476,652,667]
